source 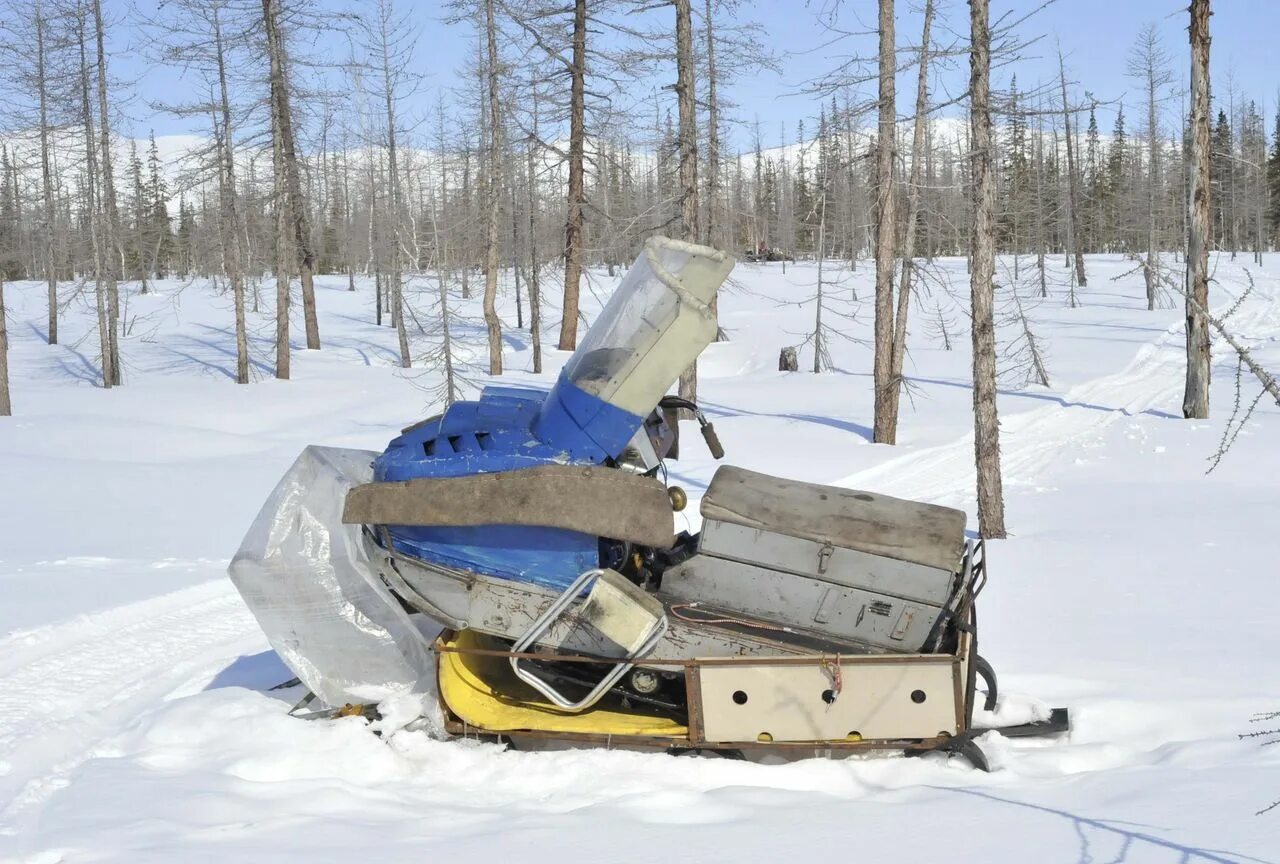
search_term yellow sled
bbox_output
[433,623,1065,768]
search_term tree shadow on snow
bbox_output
[908,375,1181,420]
[205,650,294,693]
[697,400,874,442]
[25,322,106,386]
[937,787,1274,864]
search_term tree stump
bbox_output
[778,346,798,372]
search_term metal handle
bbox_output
[700,422,725,459]
[508,568,668,712]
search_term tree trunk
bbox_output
[75,9,110,389]
[262,0,319,352]
[378,3,411,369]
[36,10,57,346]
[508,146,523,330]
[93,0,122,385]
[885,0,934,443]
[845,101,859,270]
[871,0,897,444]
[1057,48,1087,290]
[270,60,290,379]
[483,0,503,376]
[1034,101,1048,299]
[1145,63,1159,310]
[969,0,1006,539]
[460,148,471,300]
[703,0,720,249]
[558,0,587,351]
[1183,0,1211,419]
[212,8,249,385]
[433,104,459,405]
[675,0,700,410]
[527,120,543,374]
[703,0,722,337]
[813,194,826,373]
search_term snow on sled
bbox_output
[229,236,1069,770]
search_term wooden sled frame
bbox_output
[434,611,996,765]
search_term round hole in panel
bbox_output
[757,732,773,743]
[821,689,837,705]
[732,690,749,705]
[911,689,927,704]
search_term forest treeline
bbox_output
[0,0,1275,536]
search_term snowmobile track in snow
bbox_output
[839,270,1280,508]
[0,580,261,833]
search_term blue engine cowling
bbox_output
[372,376,646,591]
[372,236,734,592]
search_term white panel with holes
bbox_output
[697,660,960,743]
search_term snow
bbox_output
[2,253,1279,861]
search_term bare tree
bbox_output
[675,0,699,409]
[369,0,412,368]
[702,0,721,250]
[559,0,587,351]
[1057,46,1087,291]
[482,0,503,375]
[970,0,1005,539]
[35,6,58,346]
[143,0,257,383]
[211,3,250,384]
[92,0,121,385]
[1183,0,1211,419]
[526,87,543,374]
[871,0,897,444]
[883,0,935,444]
[432,96,461,405]
[262,0,320,367]
[72,3,110,389]
[1128,22,1172,310]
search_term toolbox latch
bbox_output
[817,541,834,575]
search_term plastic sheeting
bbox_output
[228,446,437,707]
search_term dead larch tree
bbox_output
[871,0,897,445]
[969,0,1006,539]
[1183,0,1211,420]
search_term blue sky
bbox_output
[117,0,1279,151]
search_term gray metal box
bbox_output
[697,466,966,605]
[674,466,969,652]
[698,519,957,607]
[662,554,942,652]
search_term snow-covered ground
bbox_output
[1,252,1278,862]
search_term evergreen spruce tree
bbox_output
[795,119,812,251]
[1211,108,1234,248]
[0,146,21,280]
[127,141,148,289]
[176,197,196,278]
[148,133,172,279]
[999,75,1030,250]
[1105,108,1128,250]
[1084,107,1102,251]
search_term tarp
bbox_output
[228,446,436,707]
[343,464,676,548]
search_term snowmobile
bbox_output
[230,236,1068,770]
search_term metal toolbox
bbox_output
[662,555,943,651]
[663,466,968,652]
